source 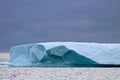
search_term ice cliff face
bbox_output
[10,42,120,67]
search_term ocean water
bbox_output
[0,59,10,66]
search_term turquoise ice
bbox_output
[10,42,120,67]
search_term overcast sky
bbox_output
[0,0,120,52]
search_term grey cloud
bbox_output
[0,0,120,52]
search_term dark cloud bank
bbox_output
[0,0,120,52]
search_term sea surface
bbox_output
[0,59,10,67]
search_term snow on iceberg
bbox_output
[10,42,120,67]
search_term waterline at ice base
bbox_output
[10,42,120,67]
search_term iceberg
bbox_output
[10,42,120,67]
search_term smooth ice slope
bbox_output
[10,42,120,67]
